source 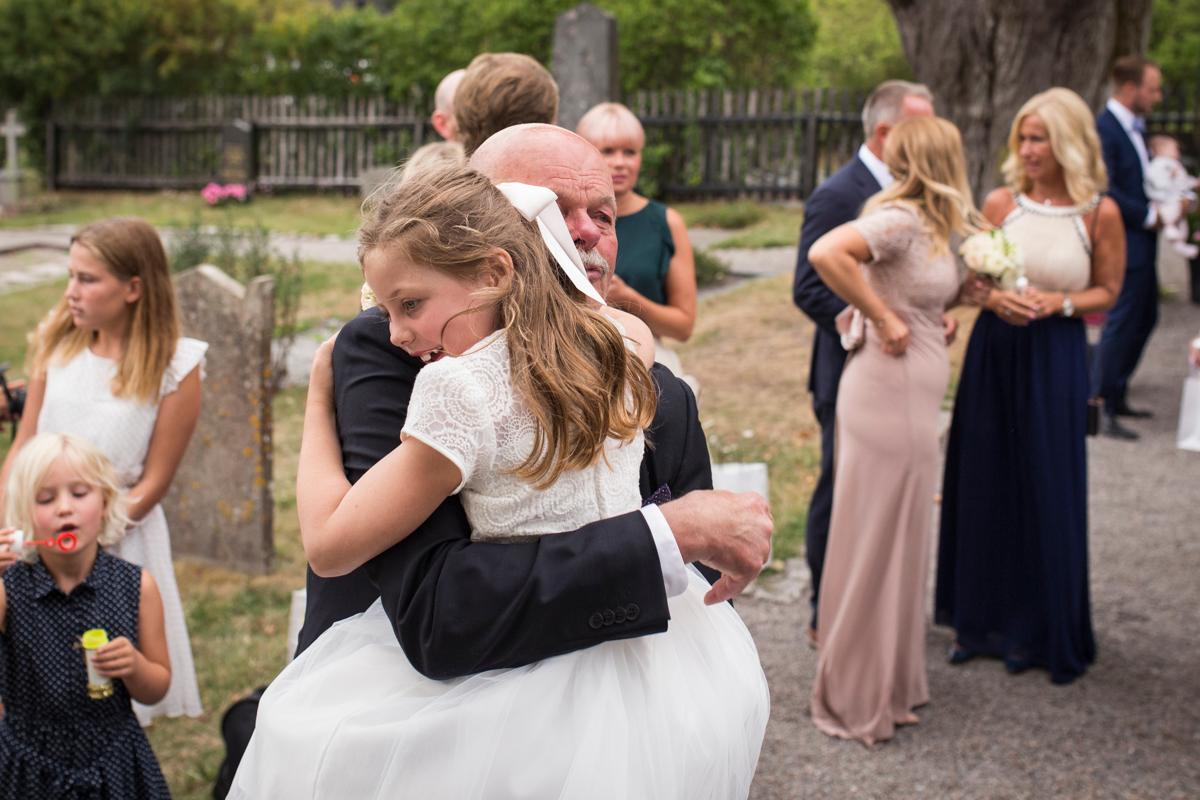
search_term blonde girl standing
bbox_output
[0,433,171,796]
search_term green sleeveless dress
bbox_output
[615,200,675,305]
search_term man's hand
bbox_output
[659,490,773,605]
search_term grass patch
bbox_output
[676,200,767,230]
[0,191,362,237]
[710,205,802,250]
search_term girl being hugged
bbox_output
[0,433,171,797]
[233,164,768,799]
[0,217,205,723]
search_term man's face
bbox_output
[1132,66,1163,116]
[473,129,618,298]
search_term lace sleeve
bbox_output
[160,337,208,396]
[401,357,496,495]
[850,204,922,266]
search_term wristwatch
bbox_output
[1061,293,1075,317]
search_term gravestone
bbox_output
[552,3,619,131]
[165,265,275,573]
[219,119,255,188]
[0,109,26,206]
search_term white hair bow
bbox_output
[495,182,606,306]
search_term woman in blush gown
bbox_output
[806,116,986,745]
[936,88,1125,685]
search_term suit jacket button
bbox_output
[626,603,640,621]
[602,609,616,626]
[613,606,627,624]
[588,612,604,630]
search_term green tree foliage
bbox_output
[801,0,911,89]
[1150,0,1200,88]
[0,0,818,109]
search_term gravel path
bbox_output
[742,250,1200,798]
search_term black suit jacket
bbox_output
[1096,108,1157,272]
[792,155,881,406]
[296,308,714,679]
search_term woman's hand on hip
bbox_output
[876,311,910,356]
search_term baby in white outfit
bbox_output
[1145,134,1198,259]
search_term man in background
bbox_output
[429,68,464,141]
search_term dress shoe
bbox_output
[947,644,977,665]
[805,626,819,650]
[1102,415,1140,441]
[1113,402,1153,419]
[1003,654,1034,675]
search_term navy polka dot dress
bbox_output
[0,549,171,798]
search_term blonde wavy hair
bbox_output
[29,218,180,403]
[864,116,986,251]
[4,433,130,562]
[1002,88,1108,205]
[358,163,656,489]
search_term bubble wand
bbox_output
[9,529,78,552]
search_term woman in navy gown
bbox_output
[936,88,1126,684]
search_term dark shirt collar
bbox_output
[30,548,109,600]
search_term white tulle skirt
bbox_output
[230,568,769,799]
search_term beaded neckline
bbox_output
[1015,193,1100,217]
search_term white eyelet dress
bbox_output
[37,337,207,724]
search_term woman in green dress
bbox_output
[577,104,698,360]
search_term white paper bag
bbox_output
[1177,365,1200,452]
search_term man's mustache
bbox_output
[578,248,610,274]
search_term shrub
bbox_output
[694,249,731,288]
[169,213,302,394]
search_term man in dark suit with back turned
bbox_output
[792,80,935,645]
[296,123,773,677]
[1095,55,1170,440]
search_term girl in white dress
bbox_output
[232,165,768,798]
[0,217,204,723]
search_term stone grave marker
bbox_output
[219,119,255,188]
[165,265,275,573]
[0,109,26,206]
[552,3,619,131]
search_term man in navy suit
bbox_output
[1095,55,1170,440]
[792,80,936,643]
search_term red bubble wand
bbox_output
[22,531,78,552]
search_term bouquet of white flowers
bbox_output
[959,229,1023,289]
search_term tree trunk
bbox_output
[886,0,1153,197]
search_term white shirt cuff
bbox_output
[1145,205,1158,229]
[639,504,688,597]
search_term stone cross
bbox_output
[552,3,620,131]
[165,265,275,573]
[0,109,25,205]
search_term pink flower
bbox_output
[201,182,223,205]
[224,184,248,201]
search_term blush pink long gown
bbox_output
[810,203,962,745]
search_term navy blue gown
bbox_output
[0,549,171,798]
[936,308,1096,684]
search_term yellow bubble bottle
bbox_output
[80,628,113,700]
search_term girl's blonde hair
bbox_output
[865,116,986,249]
[576,102,646,150]
[358,164,657,489]
[1002,87,1108,205]
[29,217,180,403]
[4,433,130,561]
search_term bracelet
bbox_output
[1061,293,1075,317]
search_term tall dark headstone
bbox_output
[219,119,255,187]
[552,3,619,131]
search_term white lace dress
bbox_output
[231,330,769,799]
[37,337,207,724]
